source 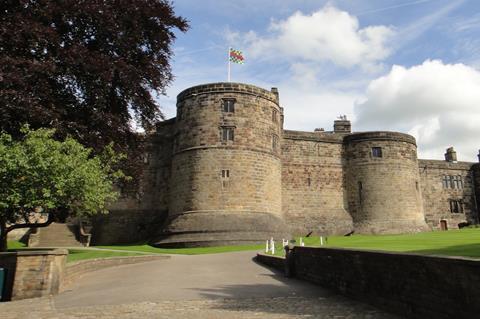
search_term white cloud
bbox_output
[231,5,394,70]
[281,88,359,132]
[355,60,480,161]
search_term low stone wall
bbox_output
[290,247,480,319]
[62,255,169,291]
[255,253,285,271]
[0,249,169,301]
[0,249,67,301]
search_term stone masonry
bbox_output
[91,82,480,246]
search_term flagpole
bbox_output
[227,47,231,82]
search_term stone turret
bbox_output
[445,147,457,162]
[344,132,429,234]
[152,82,288,247]
[333,116,351,133]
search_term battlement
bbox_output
[283,130,344,143]
[177,82,279,104]
[344,131,417,146]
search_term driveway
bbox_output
[2,251,401,318]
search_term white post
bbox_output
[271,240,275,255]
[265,240,269,253]
[320,236,324,246]
[300,237,304,246]
[227,47,231,82]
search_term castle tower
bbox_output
[344,132,429,234]
[152,83,288,247]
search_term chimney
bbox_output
[445,147,457,162]
[271,87,279,103]
[334,115,351,133]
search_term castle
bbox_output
[91,82,480,247]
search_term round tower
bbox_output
[152,82,288,247]
[344,132,429,234]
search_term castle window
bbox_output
[454,175,463,189]
[307,177,311,187]
[221,127,234,141]
[442,176,449,188]
[222,99,235,113]
[358,181,363,203]
[449,199,463,214]
[272,109,278,122]
[221,169,230,179]
[372,147,382,158]
[221,169,230,188]
[442,175,464,189]
[272,134,278,151]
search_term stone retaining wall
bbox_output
[257,247,480,319]
[61,255,169,291]
[0,249,67,301]
[0,250,168,301]
[255,253,285,271]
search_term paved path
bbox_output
[1,251,401,318]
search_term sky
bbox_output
[159,0,480,161]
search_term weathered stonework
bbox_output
[91,82,479,246]
[345,132,428,234]
[152,82,288,247]
[0,249,67,301]
[281,131,352,235]
[419,160,478,230]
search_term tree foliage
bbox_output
[0,127,127,251]
[0,0,188,181]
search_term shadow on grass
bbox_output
[406,243,480,259]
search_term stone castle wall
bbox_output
[344,132,428,234]
[419,160,478,229]
[152,83,288,247]
[91,120,174,245]
[90,82,479,246]
[281,130,353,236]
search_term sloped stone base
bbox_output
[151,211,290,248]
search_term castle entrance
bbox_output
[440,220,448,231]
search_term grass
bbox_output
[268,228,480,259]
[7,240,26,249]
[95,243,264,255]
[66,249,143,263]
[9,228,480,261]
[6,240,264,262]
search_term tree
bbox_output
[0,0,188,182]
[0,127,126,251]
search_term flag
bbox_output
[229,48,245,64]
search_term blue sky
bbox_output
[159,0,480,161]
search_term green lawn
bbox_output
[67,249,143,263]
[6,240,26,249]
[8,228,480,262]
[275,228,480,258]
[6,240,264,262]
[95,243,264,255]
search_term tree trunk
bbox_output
[0,218,7,252]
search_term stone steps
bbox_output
[30,223,83,247]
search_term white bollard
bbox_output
[265,240,269,253]
[271,240,275,255]
[320,236,324,246]
[300,237,304,246]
